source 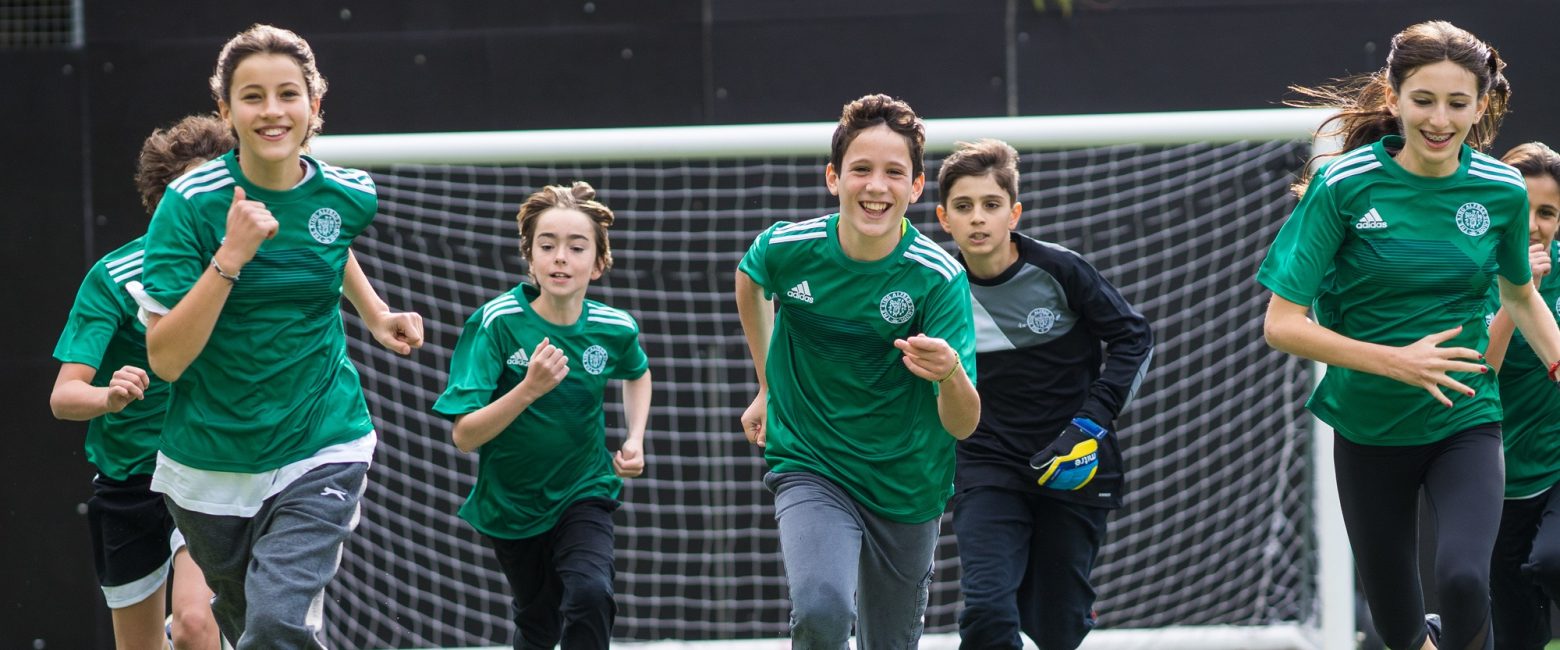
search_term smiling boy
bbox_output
[735,93,979,648]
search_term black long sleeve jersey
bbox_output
[957,233,1153,509]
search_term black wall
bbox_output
[7,1,1558,647]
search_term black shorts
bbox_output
[88,473,174,608]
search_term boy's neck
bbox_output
[838,216,903,262]
[965,238,1020,280]
[529,290,585,326]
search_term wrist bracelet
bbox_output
[1549,359,1560,383]
[210,257,239,283]
[937,352,962,383]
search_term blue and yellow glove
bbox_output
[1030,418,1109,491]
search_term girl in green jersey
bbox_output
[1260,21,1560,650]
[136,25,423,648]
[435,182,651,649]
[1483,142,1560,650]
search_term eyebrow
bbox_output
[1406,89,1474,98]
[536,232,591,241]
[235,80,304,91]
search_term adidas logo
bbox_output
[787,281,814,304]
[1355,208,1387,230]
[507,349,530,367]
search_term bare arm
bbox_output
[341,250,424,355]
[1500,275,1560,373]
[145,187,275,381]
[735,269,773,447]
[1262,292,1485,407]
[450,337,568,453]
[613,370,653,478]
[49,363,148,421]
[1486,309,1516,372]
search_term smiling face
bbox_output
[219,53,319,181]
[824,123,925,260]
[1387,59,1488,178]
[1527,173,1560,247]
[936,173,1021,276]
[528,207,604,300]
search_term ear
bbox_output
[935,204,951,233]
[824,163,840,196]
[1383,86,1398,117]
[1476,93,1490,121]
[592,256,606,281]
[1008,201,1023,230]
[310,96,322,118]
[218,100,231,124]
[910,172,925,202]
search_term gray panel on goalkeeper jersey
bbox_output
[970,262,1075,354]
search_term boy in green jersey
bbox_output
[52,114,230,650]
[736,94,979,648]
[133,26,422,648]
[1484,142,1560,650]
[1261,21,1560,650]
[435,182,651,649]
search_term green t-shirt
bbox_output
[738,214,976,523]
[1498,242,1560,497]
[432,284,649,540]
[52,237,169,480]
[140,153,376,472]
[1257,136,1531,446]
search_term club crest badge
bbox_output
[1026,307,1058,334]
[879,291,915,325]
[1455,202,1489,237]
[582,344,609,375]
[309,208,342,244]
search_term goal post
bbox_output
[310,107,1349,650]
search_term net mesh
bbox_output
[326,139,1317,648]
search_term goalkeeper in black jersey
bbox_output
[935,139,1153,650]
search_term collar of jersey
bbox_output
[222,151,324,205]
[1372,135,1472,189]
[515,282,587,333]
[823,212,919,273]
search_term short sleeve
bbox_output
[922,271,977,389]
[141,191,216,313]
[1497,194,1534,286]
[611,324,649,381]
[737,225,777,299]
[52,266,121,369]
[432,312,507,419]
[1256,179,1346,306]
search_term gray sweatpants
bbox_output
[166,462,367,650]
[765,471,940,650]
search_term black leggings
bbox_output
[1491,484,1560,650]
[1335,424,1503,650]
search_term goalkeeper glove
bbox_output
[1030,418,1109,491]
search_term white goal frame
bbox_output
[313,107,1348,650]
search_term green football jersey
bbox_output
[52,237,169,480]
[738,214,976,524]
[1257,136,1531,446]
[433,284,649,540]
[1497,242,1560,497]
[140,152,376,472]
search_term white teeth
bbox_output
[259,127,286,137]
[1424,132,1452,143]
[861,202,890,211]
